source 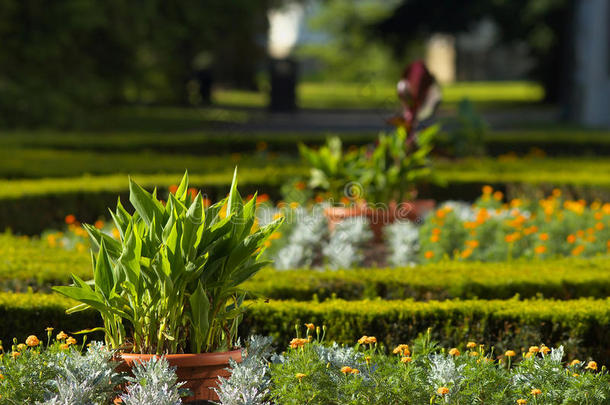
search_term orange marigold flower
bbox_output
[401,356,412,363]
[56,331,68,340]
[528,346,540,354]
[465,240,479,248]
[595,222,604,231]
[470,351,479,357]
[430,235,440,243]
[505,350,516,357]
[517,399,527,404]
[576,229,585,238]
[25,335,39,347]
[466,342,477,349]
[295,373,307,381]
[168,184,178,194]
[424,251,434,259]
[305,323,315,331]
[341,366,352,374]
[540,346,551,354]
[350,368,360,374]
[295,181,306,191]
[66,337,77,346]
[482,185,493,195]
[448,348,460,356]
[567,234,576,243]
[11,352,20,358]
[570,359,581,366]
[460,248,473,259]
[289,338,308,349]
[393,344,410,356]
[538,233,549,241]
[571,245,585,256]
[432,228,442,235]
[64,214,76,225]
[437,386,450,395]
[586,361,598,370]
[94,220,104,229]
[530,388,542,396]
[534,245,547,255]
[493,191,504,201]
[60,344,69,350]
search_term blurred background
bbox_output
[1,0,610,232]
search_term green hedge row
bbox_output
[5,129,610,157]
[0,171,292,234]
[3,234,610,301]
[246,258,610,301]
[2,294,609,363]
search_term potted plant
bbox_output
[53,170,283,402]
[298,61,442,241]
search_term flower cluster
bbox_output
[420,187,610,262]
[218,329,610,405]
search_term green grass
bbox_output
[214,81,545,109]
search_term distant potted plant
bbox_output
[54,170,282,402]
[299,61,442,240]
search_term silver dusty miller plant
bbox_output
[273,210,328,269]
[214,335,275,405]
[323,217,372,269]
[38,342,121,405]
[119,357,187,405]
[385,220,420,267]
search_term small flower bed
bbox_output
[218,326,610,405]
[419,187,610,263]
[0,329,187,404]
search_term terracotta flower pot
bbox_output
[324,200,435,241]
[117,350,242,403]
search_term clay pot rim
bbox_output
[120,349,242,367]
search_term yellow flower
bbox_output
[350,368,360,374]
[437,386,450,395]
[586,361,598,371]
[45,327,54,333]
[295,373,307,382]
[56,331,68,340]
[569,359,581,366]
[448,348,460,356]
[66,337,77,346]
[469,351,479,357]
[505,350,516,357]
[365,356,371,365]
[540,346,550,354]
[528,346,539,354]
[517,399,527,404]
[304,323,315,331]
[530,388,542,396]
[11,352,20,359]
[341,366,352,374]
[17,344,26,351]
[524,352,534,359]
[60,344,69,350]
[400,356,412,363]
[25,335,39,347]
[466,342,477,349]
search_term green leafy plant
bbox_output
[53,170,282,354]
[299,126,441,204]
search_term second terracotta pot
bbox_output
[324,200,435,241]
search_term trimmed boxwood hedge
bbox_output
[2,294,609,364]
[2,234,610,300]
[245,258,610,301]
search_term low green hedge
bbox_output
[0,234,91,292]
[246,258,610,301]
[2,294,609,363]
[3,234,610,301]
[0,171,293,234]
